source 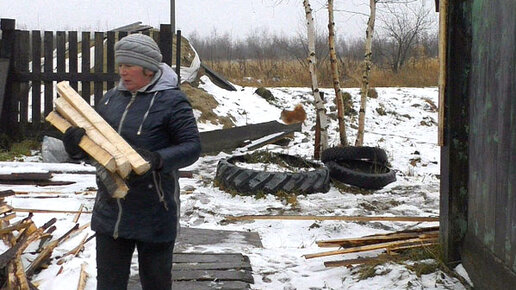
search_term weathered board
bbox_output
[200,121,302,154]
[175,227,263,250]
[128,253,254,290]
[442,0,516,288]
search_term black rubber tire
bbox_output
[215,152,330,195]
[325,159,396,190]
[321,146,389,165]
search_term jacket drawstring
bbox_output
[152,171,169,211]
[113,199,123,239]
[137,91,159,135]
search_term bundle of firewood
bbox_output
[304,226,439,267]
[0,190,92,289]
[46,81,151,198]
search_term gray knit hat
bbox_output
[115,34,162,72]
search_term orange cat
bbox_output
[280,104,306,124]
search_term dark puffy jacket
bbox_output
[91,64,201,243]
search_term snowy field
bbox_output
[0,76,471,289]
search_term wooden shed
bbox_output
[439,0,516,288]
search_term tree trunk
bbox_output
[327,0,348,146]
[303,0,329,158]
[355,0,376,146]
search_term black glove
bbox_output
[62,127,87,160]
[126,148,163,185]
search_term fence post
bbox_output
[159,24,172,67]
[175,30,181,83]
[0,18,16,137]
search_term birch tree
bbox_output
[327,0,348,146]
[303,0,329,158]
[355,0,377,146]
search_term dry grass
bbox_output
[202,58,438,88]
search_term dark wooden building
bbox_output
[439,0,516,288]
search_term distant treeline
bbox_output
[188,30,438,73]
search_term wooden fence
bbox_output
[0,18,177,139]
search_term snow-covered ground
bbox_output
[0,76,471,289]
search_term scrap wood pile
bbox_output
[46,81,151,198]
[0,189,93,289]
[304,226,439,268]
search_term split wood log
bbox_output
[304,237,438,259]
[225,215,439,223]
[57,233,95,265]
[73,204,84,223]
[0,204,13,215]
[0,189,15,198]
[93,160,128,198]
[77,263,89,290]
[0,217,55,269]
[54,98,131,178]
[26,223,79,277]
[46,111,116,173]
[0,220,32,235]
[56,81,150,175]
[0,213,16,223]
[36,225,56,253]
[13,255,30,290]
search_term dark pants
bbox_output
[96,233,175,290]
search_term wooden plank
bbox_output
[172,253,249,264]
[128,278,250,290]
[0,58,9,117]
[172,270,254,283]
[106,31,115,90]
[56,81,150,175]
[200,63,236,91]
[172,262,251,271]
[31,31,42,127]
[13,208,92,214]
[324,257,379,268]
[439,0,470,264]
[81,32,91,103]
[56,31,66,79]
[225,215,439,222]
[16,31,30,128]
[176,227,263,249]
[317,231,439,248]
[45,111,116,173]
[54,97,131,178]
[170,281,250,290]
[304,237,438,259]
[68,31,79,91]
[0,172,52,181]
[437,0,447,146]
[43,31,54,117]
[94,32,104,106]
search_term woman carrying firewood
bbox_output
[62,33,201,290]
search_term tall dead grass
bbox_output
[202,58,438,88]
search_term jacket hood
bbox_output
[117,63,178,92]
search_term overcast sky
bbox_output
[1,0,436,40]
